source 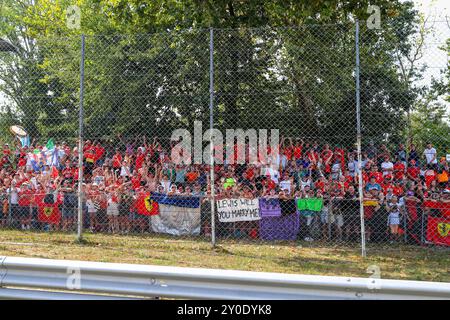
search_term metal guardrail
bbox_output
[0,256,449,300]
[0,288,139,300]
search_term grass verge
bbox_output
[0,230,448,282]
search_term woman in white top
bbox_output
[106,190,120,233]
[120,160,131,178]
[279,173,294,195]
[381,156,394,177]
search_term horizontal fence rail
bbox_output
[0,256,449,300]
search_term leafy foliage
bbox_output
[0,0,446,151]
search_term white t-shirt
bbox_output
[120,166,130,177]
[86,199,97,213]
[381,161,394,176]
[261,167,280,184]
[160,180,171,193]
[424,147,437,164]
[347,160,359,176]
[279,180,292,193]
[7,187,19,204]
[300,179,311,191]
[331,163,341,179]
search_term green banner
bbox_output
[297,198,323,212]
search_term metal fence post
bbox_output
[77,34,86,242]
[355,20,366,258]
[209,27,216,247]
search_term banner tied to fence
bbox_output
[217,198,260,222]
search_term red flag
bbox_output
[426,216,450,247]
[136,192,159,216]
[51,166,59,179]
[38,201,61,225]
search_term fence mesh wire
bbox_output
[0,20,449,253]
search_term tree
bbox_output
[0,0,444,153]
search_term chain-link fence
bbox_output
[0,19,449,255]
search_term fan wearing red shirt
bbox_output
[381,176,394,194]
[406,160,420,182]
[1,154,11,169]
[307,149,319,169]
[112,149,123,170]
[244,165,256,182]
[16,147,27,168]
[2,144,11,156]
[334,146,346,171]
[369,166,383,184]
[62,160,74,179]
[424,165,437,188]
[94,142,105,165]
[393,158,406,181]
[344,170,355,185]
[337,176,350,192]
[135,147,147,171]
[261,175,276,191]
[321,144,334,174]
[18,183,34,229]
[131,173,141,190]
[362,170,370,185]
[132,187,152,233]
[393,183,404,197]
[314,176,327,192]
[293,139,304,162]
[282,137,294,162]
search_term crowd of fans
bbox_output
[0,135,449,244]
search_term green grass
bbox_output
[0,230,448,282]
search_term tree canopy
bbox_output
[0,0,448,152]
